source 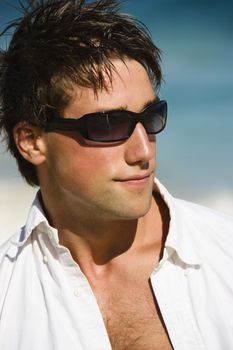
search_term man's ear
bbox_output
[13,122,46,165]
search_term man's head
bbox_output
[0,0,162,186]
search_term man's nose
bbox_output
[124,122,156,166]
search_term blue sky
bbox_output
[0,0,233,204]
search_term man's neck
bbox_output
[41,192,169,277]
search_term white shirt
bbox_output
[0,178,233,350]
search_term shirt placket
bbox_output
[56,244,112,350]
[150,260,205,350]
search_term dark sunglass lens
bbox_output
[144,103,167,133]
[87,113,130,141]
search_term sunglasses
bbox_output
[44,100,167,142]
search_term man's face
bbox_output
[41,59,157,222]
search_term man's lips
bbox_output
[115,172,153,183]
[117,175,150,181]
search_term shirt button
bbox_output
[43,255,48,264]
[73,288,82,297]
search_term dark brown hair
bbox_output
[0,0,162,186]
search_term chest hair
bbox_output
[96,281,173,350]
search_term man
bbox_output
[0,0,232,349]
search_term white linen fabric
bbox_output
[0,178,233,350]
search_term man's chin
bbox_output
[114,197,153,221]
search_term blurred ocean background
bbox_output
[0,0,233,243]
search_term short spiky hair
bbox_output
[0,0,162,186]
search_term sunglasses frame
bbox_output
[44,100,167,142]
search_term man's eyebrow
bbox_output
[141,97,158,110]
[102,97,158,113]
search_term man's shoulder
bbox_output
[175,197,233,229]
[0,192,48,263]
[172,197,233,259]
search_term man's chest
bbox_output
[94,280,173,350]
